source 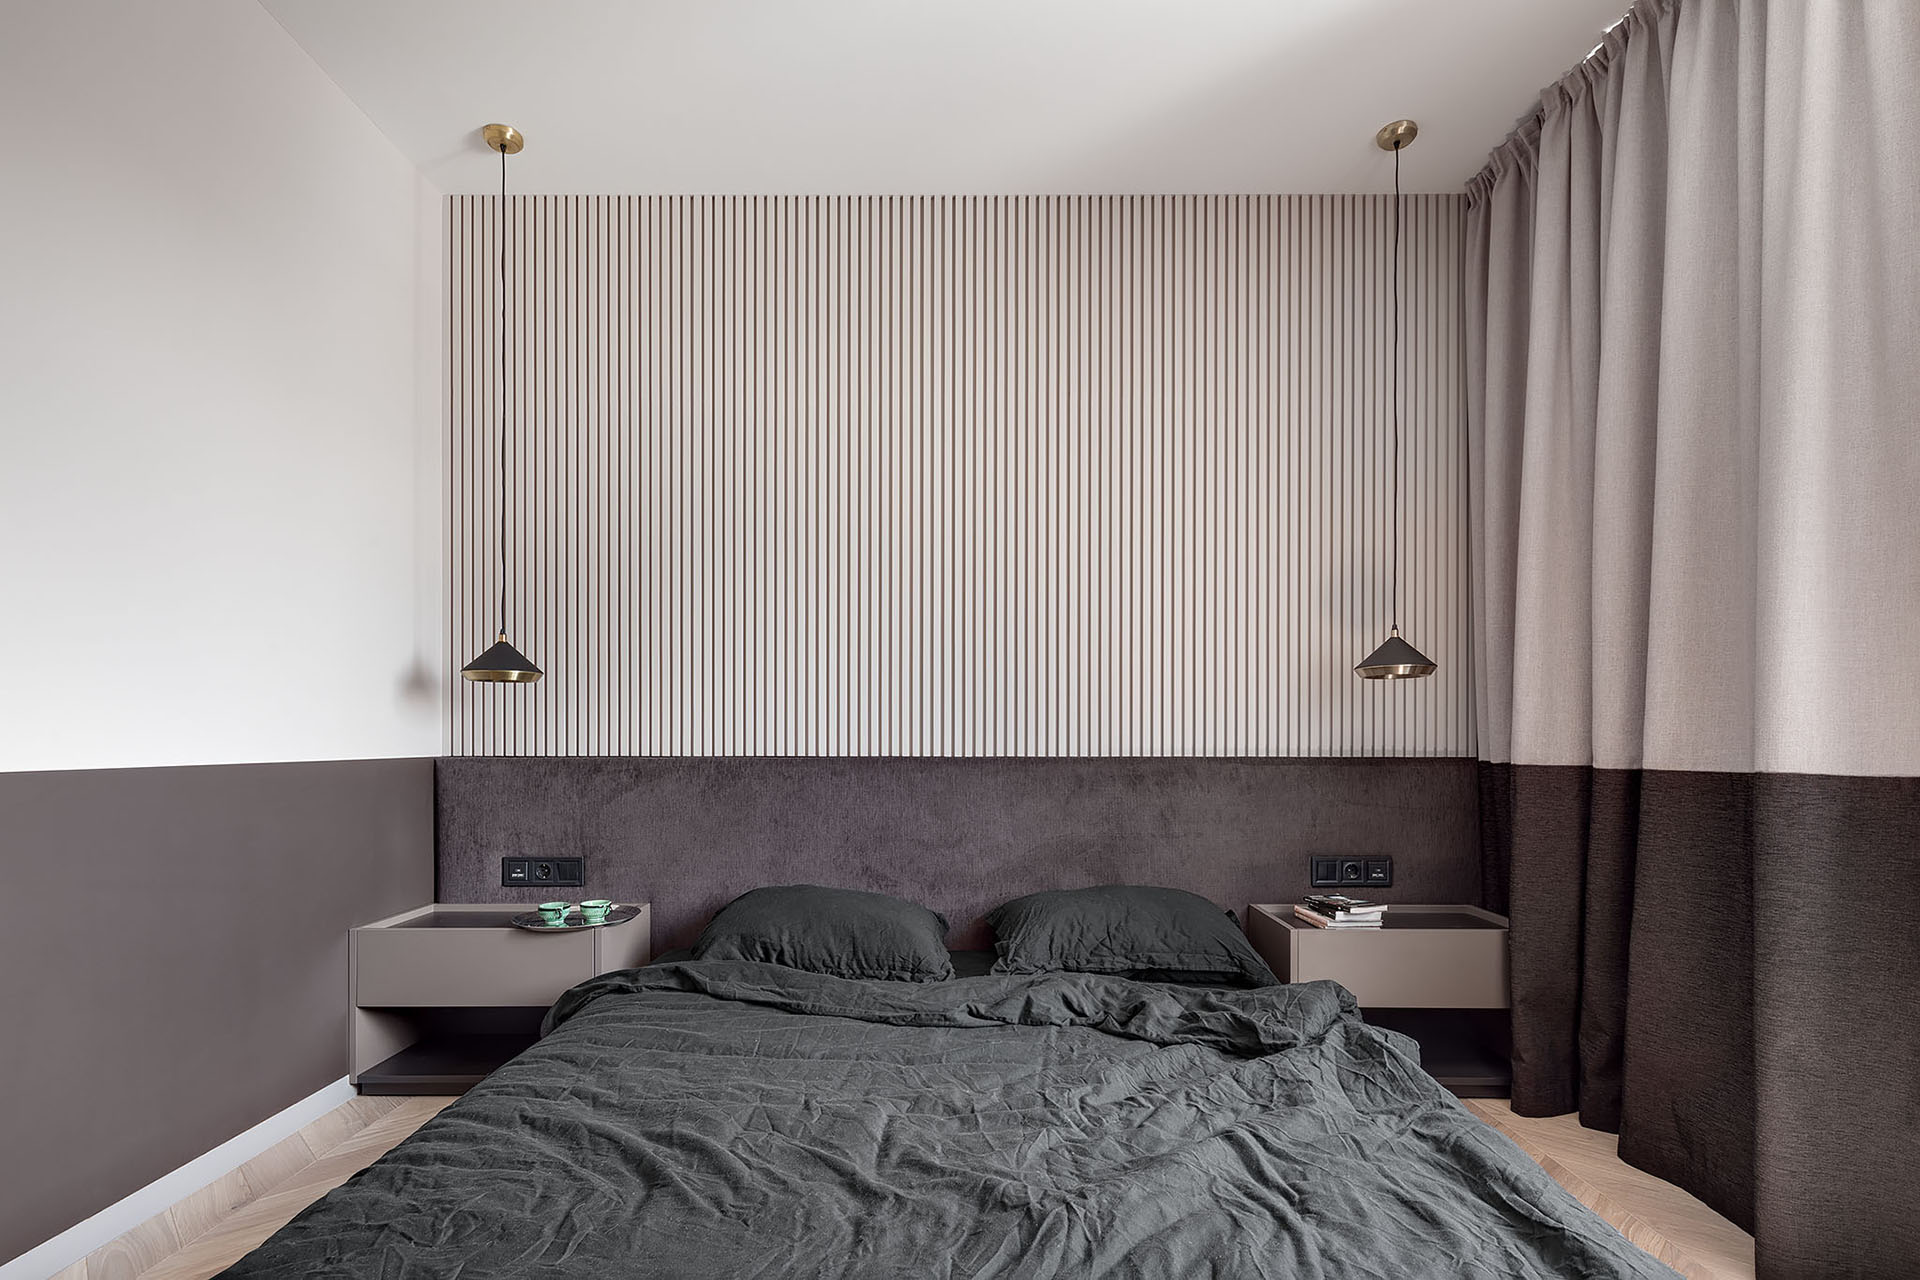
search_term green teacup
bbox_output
[579,898,613,924]
[537,901,572,926]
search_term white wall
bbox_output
[0,0,445,771]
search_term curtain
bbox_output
[1464,2,1920,1276]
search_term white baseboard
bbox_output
[1,1076,355,1280]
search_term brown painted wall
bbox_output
[0,758,434,1262]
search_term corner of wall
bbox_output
[413,173,452,755]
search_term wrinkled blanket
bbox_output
[223,963,1674,1278]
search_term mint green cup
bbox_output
[537,901,572,926]
[579,898,613,924]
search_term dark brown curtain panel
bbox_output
[1463,3,1920,1277]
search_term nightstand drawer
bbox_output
[355,925,598,1007]
[1289,929,1508,1007]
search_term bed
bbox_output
[222,895,1674,1278]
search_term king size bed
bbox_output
[222,886,1672,1278]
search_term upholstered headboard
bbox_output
[436,756,1481,950]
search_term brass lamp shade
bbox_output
[461,632,543,683]
[1354,628,1436,680]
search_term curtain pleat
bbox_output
[1465,2,1920,1275]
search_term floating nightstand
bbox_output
[350,903,650,1095]
[1247,903,1511,1098]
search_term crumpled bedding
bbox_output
[222,962,1675,1278]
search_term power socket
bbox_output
[501,857,584,888]
[1309,855,1392,889]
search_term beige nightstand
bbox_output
[1247,903,1510,1097]
[350,903,651,1095]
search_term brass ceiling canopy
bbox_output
[1375,118,1419,152]
[482,123,524,155]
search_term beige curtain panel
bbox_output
[1465,2,1919,1277]
[1469,0,1920,778]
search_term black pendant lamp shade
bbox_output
[1356,119,1436,682]
[1355,627,1437,681]
[463,631,542,683]
[463,123,542,685]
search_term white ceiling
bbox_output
[261,0,1626,195]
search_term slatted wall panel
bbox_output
[450,195,1470,756]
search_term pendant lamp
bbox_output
[1355,119,1436,682]
[463,123,543,683]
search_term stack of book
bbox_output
[1294,895,1388,929]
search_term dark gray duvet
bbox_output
[225,962,1674,1278]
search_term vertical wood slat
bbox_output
[450,195,1471,757]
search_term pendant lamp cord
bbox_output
[1390,142,1402,637]
[499,146,514,640]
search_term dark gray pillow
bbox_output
[987,885,1277,987]
[691,885,955,981]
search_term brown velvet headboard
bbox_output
[435,756,1482,950]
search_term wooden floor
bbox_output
[1465,1100,1756,1280]
[60,1094,1752,1279]
[51,1096,455,1280]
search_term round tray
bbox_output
[509,903,641,932]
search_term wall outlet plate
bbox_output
[1310,854,1391,889]
[501,857,584,888]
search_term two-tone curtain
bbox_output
[1464,2,1919,1276]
